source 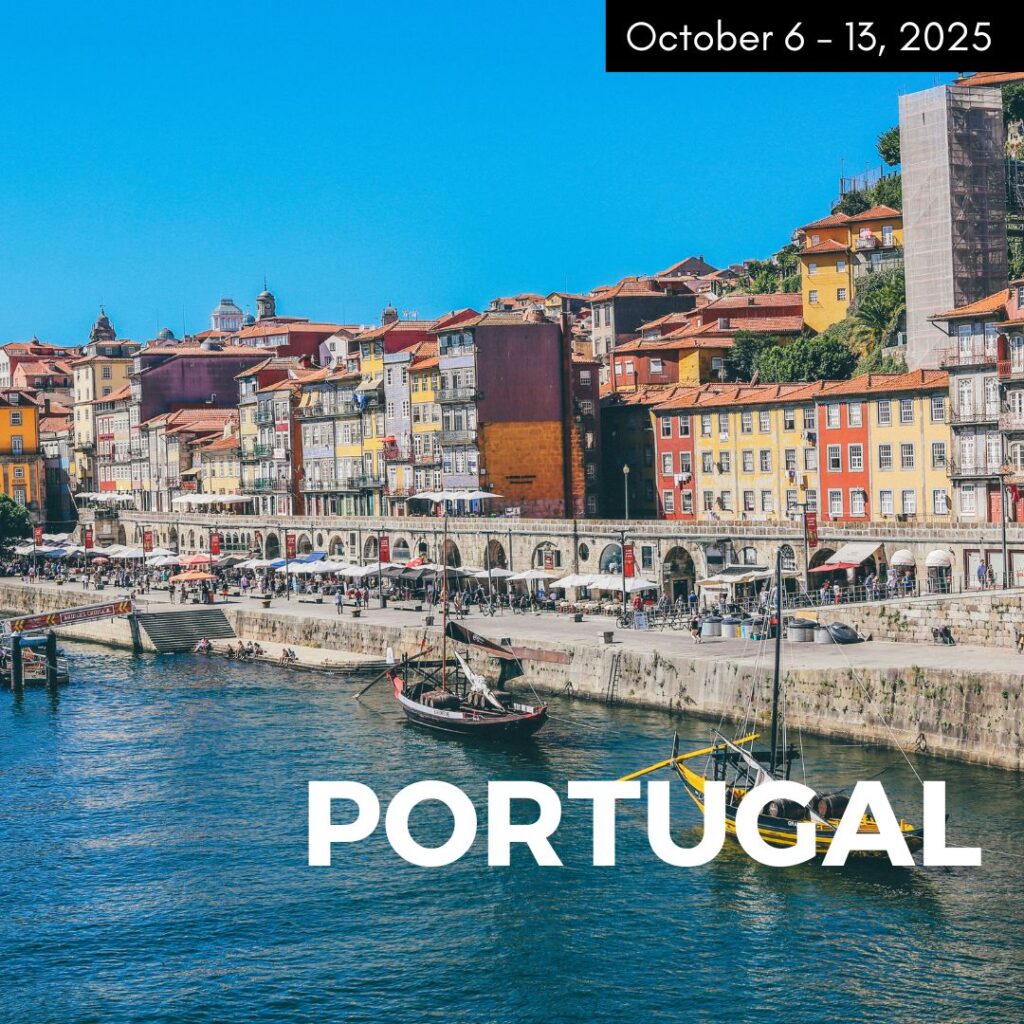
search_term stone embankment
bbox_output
[1,580,1021,771]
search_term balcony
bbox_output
[301,478,339,492]
[948,458,1003,479]
[437,387,479,404]
[940,345,997,370]
[415,450,441,465]
[254,410,276,424]
[296,404,327,419]
[383,445,411,462]
[854,236,879,251]
[352,474,384,489]
[949,404,999,426]
[253,477,291,492]
[439,429,476,446]
[998,360,1024,382]
[241,443,274,461]
[1001,409,1024,432]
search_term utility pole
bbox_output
[619,527,627,617]
[622,464,630,521]
[1000,471,1010,589]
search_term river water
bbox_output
[1,645,1021,1023]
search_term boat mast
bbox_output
[769,546,782,777]
[441,501,448,691]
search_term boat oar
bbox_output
[354,646,437,700]
[617,732,760,781]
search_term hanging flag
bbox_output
[379,536,390,562]
[84,527,94,550]
[143,529,154,554]
[33,526,43,546]
[623,543,636,578]
[285,533,297,559]
[210,531,222,556]
[805,511,818,550]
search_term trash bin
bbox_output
[721,616,741,639]
[601,630,614,644]
[814,626,834,644]
[701,616,722,638]
[787,617,816,642]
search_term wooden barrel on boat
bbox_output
[814,794,850,819]
[764,799,806,820]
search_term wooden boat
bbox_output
[623,550,924,857]
[2,633,70,687]
[387,491,548,740]
[389,625,548,739]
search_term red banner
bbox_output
[33,526,43,545]
[805,511,818,550]
[379,536,390,562]
[6,598,134,634]
[285,533,297,559]
[623,543,636,578]
[210,531,221,556]
[143,529,154,554]
[84,527,94,550]
[543,549,555,570]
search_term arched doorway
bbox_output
[117,524,127,545]
[442,539,461,567]
[329,535,345,557]
[416,540,430,559]
[532,544,562,570]
[168,527,178,551]
[264,534,281,559]
[364,536,378,560]
[484,539,507,570]
[298,534,313,555]
[738,545,759,566]
[661,546,696,601]
[393,537,412,562]
[780,544,797,572]
[599,543,622,573]
[808,547,835,571]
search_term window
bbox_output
[663,490,675,514]
[899,398,913,424]
[805,489,817,512]
[933,489,949,515]
[827,444,841,471]
[785,489,797,512]
[718,451,731,473]
[879,489,894,516]
[661,453,673,475]
[826,404,840,428]
[931,442,947,469]
[624,360,634,375]
[660,416,672,438]
[740,411,753,434]
[101,366,112,380]
[804,446,817,470]
[718,413,729,436]
[579,370,591,387]
[579,399,594,415]
[850,489,865,517]
[759,411,771,433]
[930,394,945,422]
[849,444,864,471]
[678,452,691,474]
[743,490,755,512]
[650,358,664,374]
[702,452,713,473]
[878,444,893,470]
[900,443,915,469]
[759,449,772,473]
[10,411,22,426]
[847,402,862,427]
[742,450,754,472]
[783,408,795,431]
[700,414,712,437]
[960,483,977,516]
[719,491,733,512]
[11,436,23,455]
[681,491,693,514]
[901,489,917,515]
[760,490,774,513]
[836,259,847,273]
[877,399,891,426]
[803,407,815,430]
[703,491,714,512]
[828,490,843,518]
[807,262,817,276]
[784,448,797,471]
[678,414,690,437]
[809,289,819,304]
[837,288,847,301]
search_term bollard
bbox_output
[45,630,58,686]
[10,633,23,690]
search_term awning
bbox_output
[809,562,859,574]
[926,550,953,568]
[826,542,882,566]
[890,548,916,567]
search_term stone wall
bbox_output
[808,591,1024,648]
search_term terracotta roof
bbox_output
[354,319,438,342]
[591,276,692,301]
[235,321,345,338]
[91,383,131,404]
[39,415,72,434]
[816,370,948,397]
[846,204,901,223]
[702,292,802,310]
[930,289,1011,321]
[637,312,692,334]
[142,408,237,431]
[956,72,1024,87]
[801,239,850,255]
[15,359,74,376]
[198,433,240,453]
[434,312,552,331]
[139,345,269,358]
[799,212,851,231]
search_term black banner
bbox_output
[606,10,1017,72]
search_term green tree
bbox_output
[1004,83,1024,126]
[836,189,872,216]
[855,347,908,375]
[0,494,31,553]
[724,331,781,381]
[1009,237,1024,281]
[870,174,902,210]
[877,126,901,166]
[756,333,857,383]
[850,269,906,355]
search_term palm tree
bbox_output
[850,273,905,357]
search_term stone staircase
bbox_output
[135,608,236,653]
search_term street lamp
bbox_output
[622,463,630,521]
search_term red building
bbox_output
[816,380,870,523]
[652,387,701,519]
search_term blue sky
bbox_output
[0,1,954,345]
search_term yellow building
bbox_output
[92,384,133,495]
[196,427,241,496]
[797,205,904,332]
[0,389,45,522]
[686,383,822,524]
[409,342,441,495]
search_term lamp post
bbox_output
[999,470,1009,589]
[619,527,628,617]
[622,463,630,521]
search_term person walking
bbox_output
[689,614,702,644]
[334,589,343,616]
[977,560,987,590]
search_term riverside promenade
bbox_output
[2,579,1022,769]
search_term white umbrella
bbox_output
[550,573,596,590]
[147,554,180,567]
[112,547,146,560]
[510,569,558,582]
[473,568,514,578]
[148,547,176,558]
[589,575,658,593]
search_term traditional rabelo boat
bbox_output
[386,488,548,740]
[623,550,924,857]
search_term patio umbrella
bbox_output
[474,568,514,579]
[112,547,146,560]
[180,553,213,566]
[510,569,558,581]
[148,547,176,558]
[170,571,217,583]
[808,562,859,573]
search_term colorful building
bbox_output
[796,205,904,333]
[0,389,45,522]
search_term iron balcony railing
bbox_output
[940,345,998,369]
[415,450,441,465]
[949,404,1000,426]
[439,429,476,446]
[437,387,479,404]
[998,360,1024,381]
[947,458,1003,479]
[352,474,384,489]
[1000,408,1024,432]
